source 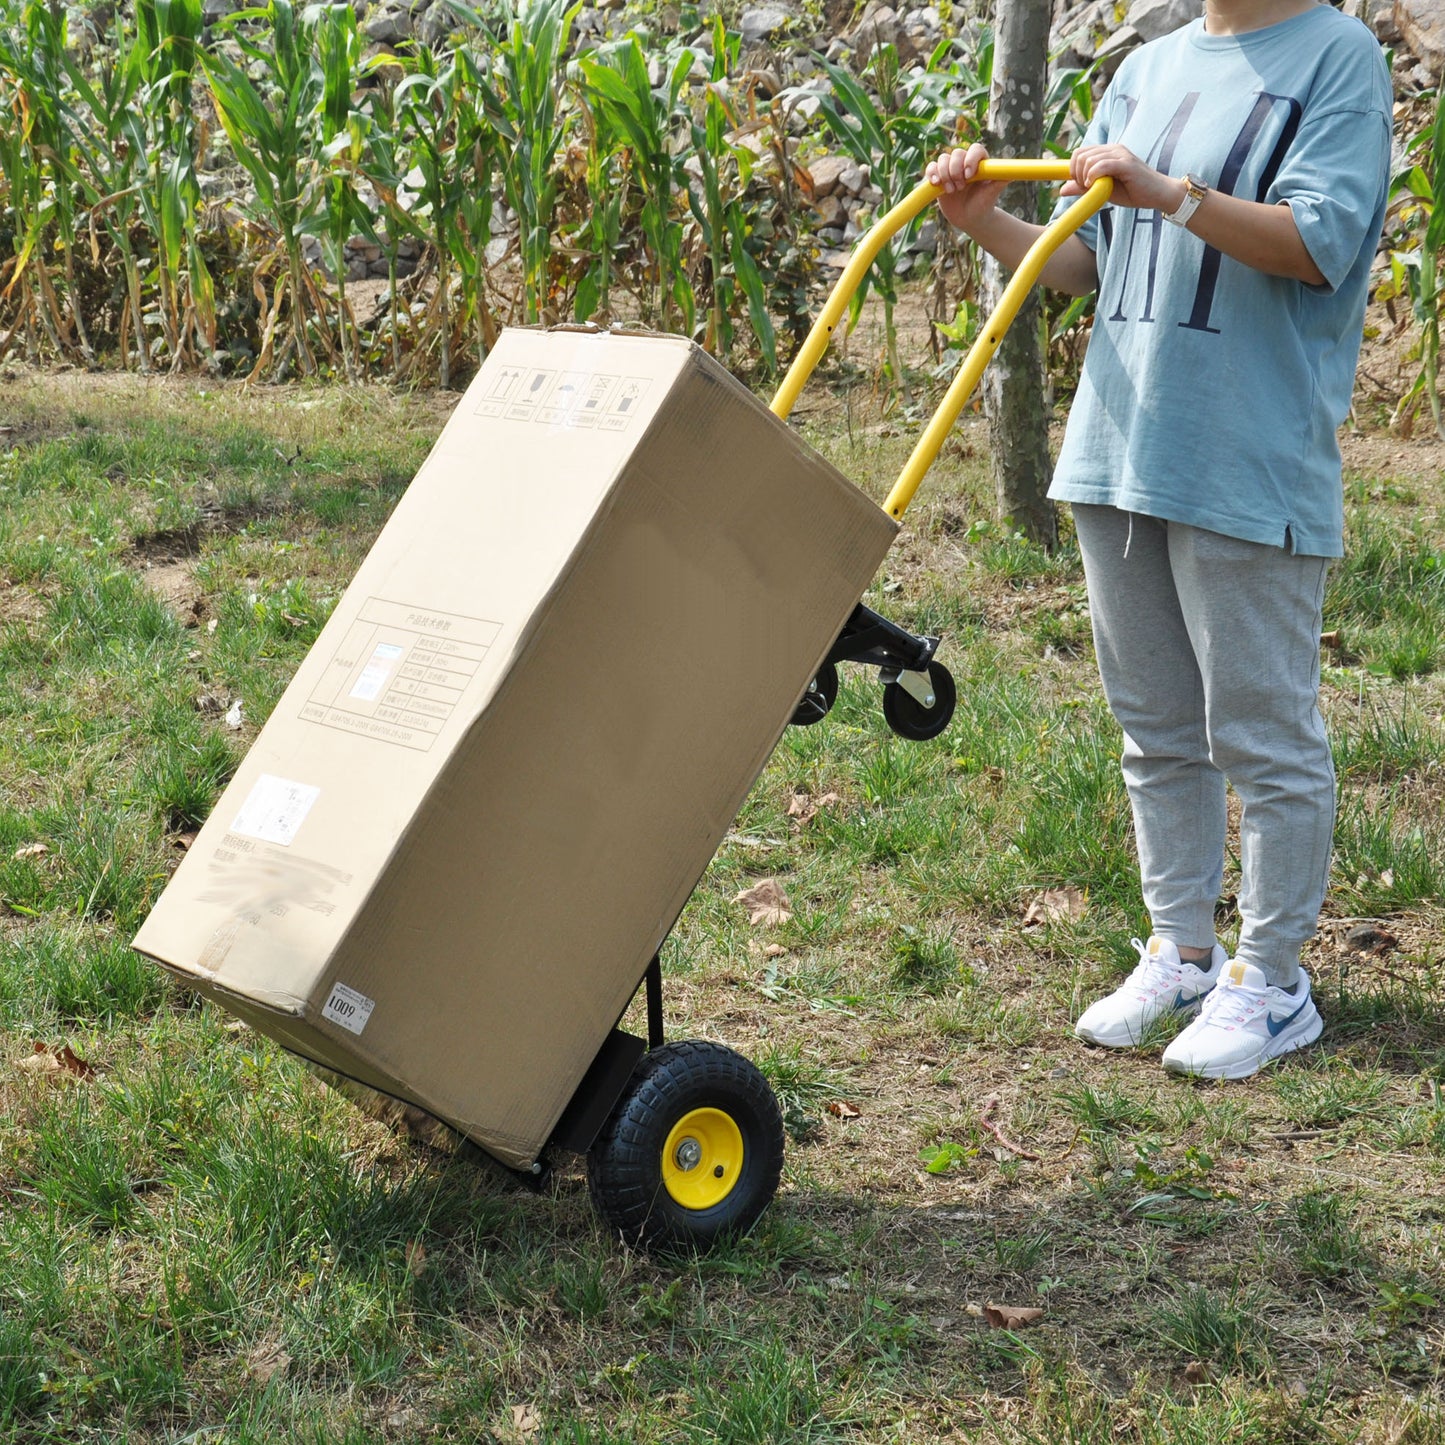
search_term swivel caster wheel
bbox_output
[790,661,839,726]
[882,659,956,741]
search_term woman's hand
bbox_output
[1063,144,1183,214]
[927,143,1007,234]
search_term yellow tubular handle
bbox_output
[768,161,1114,523]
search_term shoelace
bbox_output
[1196,980,1264,1029]
[1123,938,1186,999]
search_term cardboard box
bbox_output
[133,328,897,1170]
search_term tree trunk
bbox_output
[980,0,1057,550]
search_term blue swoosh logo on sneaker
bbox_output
[1266,998,1309,1037]
[1170,986,1211,1012]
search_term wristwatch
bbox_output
[1164,173,1209,228]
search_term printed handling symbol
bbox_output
[529,372,547,394]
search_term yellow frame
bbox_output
[769,160,1114,522]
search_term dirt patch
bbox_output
[136,555,207,628]
[0,578,48,626]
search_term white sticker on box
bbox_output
[349,641,405,702]
[230,773,320,848]
[321,981,375,1036]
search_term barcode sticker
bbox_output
[321,982,375,1036]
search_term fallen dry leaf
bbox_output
[1183,1360,1211,1385]
[174,830,199,852]
[511,1403,542,1436]
[763,943,787,959]
[734,877,792,927]
[405,1240,428,1277]
[17,1043,60,1075]
[12,842,48,861]
[786,790,840,828]
[1021,886,1087,928]
[244,1336,291,1385]
[983,1301,1046,1329]
[17,1042,96,1079]
[1319,629,1343,649]
[828,1100,861,1119]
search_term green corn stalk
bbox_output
[579,34,696,333]
[61,5,153,369]
[133,0,213,368]
[0,54,55,361]
[816,43,956,401]
[16,0,95,364]
[1382,88,1445,439]
[470,0,578,324]
[201,0,333,378]
[391,41,496,387]
[571,76,629,324]
[684,19,775,368]
[448,44,501,368]
[314,1,373,382]
[357,63,427,374]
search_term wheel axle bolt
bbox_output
[675,1138,702,1171]
[713,1165,725,1179]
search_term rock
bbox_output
[740,4,792,43]
[1050,0,1113,69]
[849,0,900,55]
[814,193,848,227]
[418,2,461,44]
[1395,0,1445,78]
[808,154,854,198]
[1125,0,1201,42]
[362,1,418,45]
[1345,923,1399,953]
[1096,24,1144,72]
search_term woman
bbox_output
[926,0,1391,1079]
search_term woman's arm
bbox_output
[1067,144,1326,286]
[927,141,1329,294]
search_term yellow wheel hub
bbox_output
[661,1107,744,1210]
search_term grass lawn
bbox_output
[0,361,1441,1444]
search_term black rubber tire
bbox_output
[882,660,956,741]
[587,1040,784,1251]
[790,661,839,726]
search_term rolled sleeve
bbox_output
[1274,108,1392,293]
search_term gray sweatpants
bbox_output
[1072,504,1335,988]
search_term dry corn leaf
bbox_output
[1021,886,1087,928]
[511,1403,542,1436]
[983,1301,1045,1329]
[734,878,792,927]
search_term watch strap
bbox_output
[1164,174,1208,228]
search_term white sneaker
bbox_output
[1162,960,1322,1080]
[1074,936,1226,1049]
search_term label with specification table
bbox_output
[298,599,502,751]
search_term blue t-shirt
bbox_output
[1049,6,1391,556]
